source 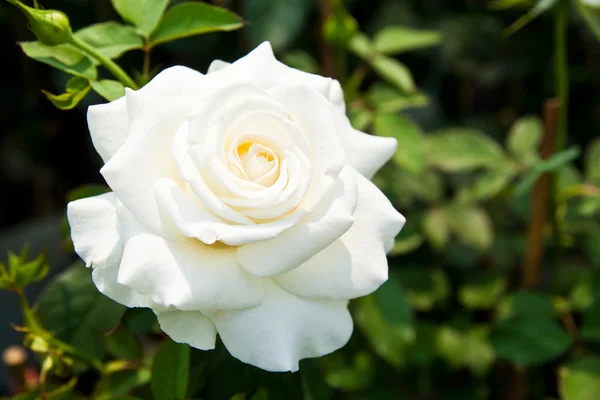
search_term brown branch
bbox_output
[317,0,337,78]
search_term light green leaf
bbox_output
[560,358,600,400]
[397,170,444,204]
[323,352,374,391]
[36,263,126,360]
[150,2,244,47]
[422,208,450,251]
[151,340,190,400]
[503,0,560,37]
[457,163,517,203]
[585,138,600,181]
[425,128,505,172]
[488,0,531,10]
[490,315,571,366]
[577,0,600,41]
[444,205,494,251]
[91,80,126,101]
[459,275,506,309]
[507,116,542,166]
[389,234,424,255]
[93,368,151,400]
[436,326,496,376]
[42,76,91,110]
[347,32,373,59]
[244,0,313,52]
[374,113,426,174]
[367,83,429,113]
[75,22,143,60]
[111,0,169,37]
[282,50,319,74]
[9,246,49,289]
[347,107,373,131]
[19,41,97,79]
[371,54,416,93]
[374,26,442,55]
[395,268,450,311]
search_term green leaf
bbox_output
[66,184,110,203]
[373,279,413,326]
[559,357,600,400]
[94,368,151,400]
[371,54,416,93]
[514,146,581,197]
[497,290,556,320]
[347,32,373,59]
[91,80,126,101]
[457,162,517,203]
[151,340,190,400]
[395,268,450,311]
[353,295,414,368]
[422,208,450,251]
[19,41,97,79]
[323,352,374,391]
[490,315,571,366]
[507,116,542,166]
[425,128,505,172]
[397,170,444,204]
[8,246,49,288]
[366,83,429,113]
[389,234,424,255]
[35,263,126,360]
[585,138,600,181]
[577,0,600,41]
[150,2,244,47]
[300,359,333,400]
[459,275,506,309]
[581,301,600,342]
[111,0,169,37]
[444,205,494,251]
[347,107,373,131]
[373,113,426,174]
[75,22,143,60]
[244,0,313,52]
[374,26,442,55]
[436,326,496,376]
[282,50,319,74]
[103,326,142,361]
[503,0,560,37]
[42,76,91,110]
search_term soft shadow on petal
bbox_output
[67,193,152,308]
[87,66,205,164]
[211,279,353,372]
[236,166,357,277]
[155,309,217,350]
[274,168,406,300]
[116,232,264,312]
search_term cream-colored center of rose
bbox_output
[233,142,279,186]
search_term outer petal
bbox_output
[209,42,344,110]
[274,168,406,300]
[100,89,199,239]
[155,309,217,350]
[236,166,357,277]
[207,59,230,74]
[116,233,264,312]
[87,66,204,164]
[67,193,151,308]
[211,280,353,372]
[334,108,397,180]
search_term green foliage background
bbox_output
[1,0,600,399]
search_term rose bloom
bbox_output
[67,42,405,372]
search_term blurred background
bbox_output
[1,0,600,399]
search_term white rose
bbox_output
[67,42,405,372]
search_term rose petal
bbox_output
[237,166,357,277]
[116,232,264,312]
[211,280,353,372]
[87,66,205,164]
[155,309,217,350]
[207,59,230,74]
[67,193,151,308]
[274,168,405,300]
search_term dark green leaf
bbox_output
[374,113,426,174]
[300,359,332,400]
[282,50,319,74]
[42,76,91,110]
[503,0,560,36]
[559,357,600,400]
[490,315,571,366]
[91,80,126,101]
[19,41,97,79]
[150,2,244,47]
[425,129,505,172]
[374,26,442,54]
[497,290,556,320]
[111,0,169,37]
[35,263,126,360]
[373,279,413,326]
[75,22,143,60]
[244,0,313,52]
[67,184,110,203]
[94,368,151,400]
[151,340,190,400]
[581,302,600,342]
[585,138,600,181]
[577,0,600,41]
[104,326,142,361]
